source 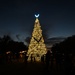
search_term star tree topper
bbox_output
[35,14,40,18]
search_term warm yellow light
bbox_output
[27,18,47,61]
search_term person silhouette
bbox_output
[45,50,50,70]
[24,53,28,64]
[31,54,33,62]
[41,55,44,63]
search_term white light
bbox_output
[35,14,39,18]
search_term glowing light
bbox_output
[6,51,11,54]
[19,50,26,53]
[27,16,47,61]
[35,14,39,18]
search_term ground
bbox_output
[0,62,66,75]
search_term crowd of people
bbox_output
[0,49,74,75]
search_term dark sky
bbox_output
[0,0,75,42]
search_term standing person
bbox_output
[31,54,33,62]
[45,50,50,70]
[24,52,28,64]
[50,53,54,70]
[41,55,44,63]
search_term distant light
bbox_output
[6,51,11,54]
[19,50,26,53]
[35,14,40,18]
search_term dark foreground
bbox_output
[0,62,74,75]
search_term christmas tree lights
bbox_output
[27,15,47,61]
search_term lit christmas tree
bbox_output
[27,14,47,61]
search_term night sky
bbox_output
[0,0,75,42]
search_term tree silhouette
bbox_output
[0,35,28,54]
[51,35,75,74]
